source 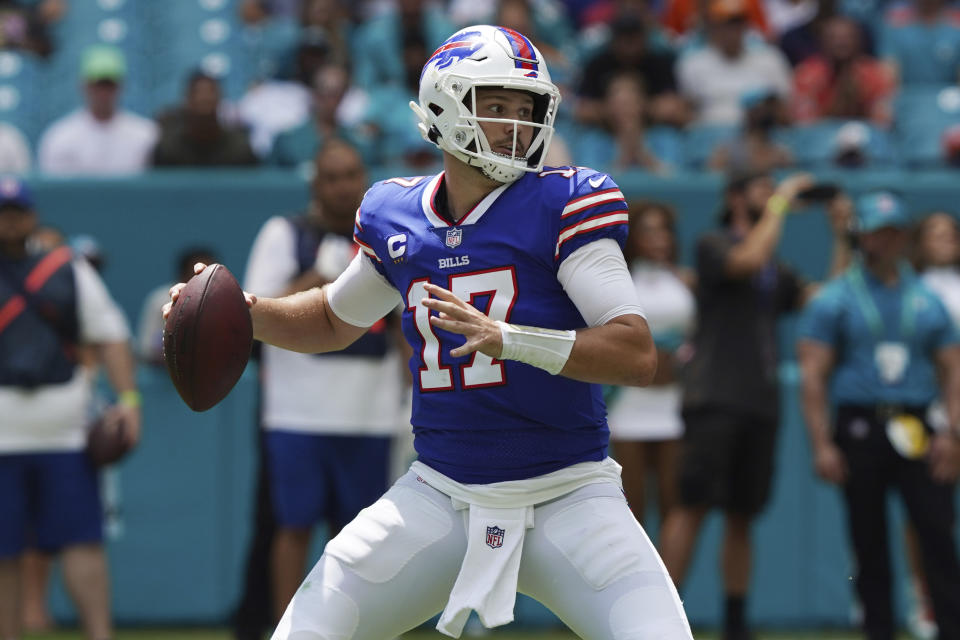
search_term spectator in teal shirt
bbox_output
[881,0,960,85]
[798,191,960,640]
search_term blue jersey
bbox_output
[353,167,629,483]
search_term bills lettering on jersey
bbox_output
[439,256,470,269]
[486,526,505,549]
[352,167,628,484]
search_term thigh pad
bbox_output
[324,475,455,584]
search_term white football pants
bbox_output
[271,470,692,640]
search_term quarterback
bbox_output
[168,25,692,640]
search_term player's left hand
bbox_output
[929,432,960,484]
[421,283,503,359]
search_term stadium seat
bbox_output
[893,85,960,167]
[682,124,737,169]
[0,51,46,144]
[782,119,898,168]
[142,0,251,111]
[572,124,685,172]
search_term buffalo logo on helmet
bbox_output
[421,31,484,81]
[486,526,505,549]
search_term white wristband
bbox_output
[496,321,576,375]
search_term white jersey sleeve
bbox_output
[75,259,130,343]
[326,254,402,328]
[557,238,646,328]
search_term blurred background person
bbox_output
[905,210,960,638]
[576,72,682,172]
[289,0,355,71]
[791,15,895,126]
[607,201,695,540]
[777,0,836,68]
[915,212,960,325]
[575,12,690,129]
[765,0,819,42]
[37,45,158,176]
[0,0,65,58]
[677,0,793,126]
[136,246,219,367]
[881,0,960,86]
[709,88,795,172]
[0,176,140,640]
[798,192,960,640]
[242,140,403,623]
[663,0,770,43]
[268,63,378,170]
[661,172,853,640]
[238,29,334,157]
[152,71,257,168]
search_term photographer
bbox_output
[661,172,852,640]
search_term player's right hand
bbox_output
[813,441,848,485]
[161,262,257,320]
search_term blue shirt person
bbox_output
[880,1,960,85]
[797,191,960,640]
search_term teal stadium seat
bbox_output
[894,85,960,167]
[0,51,44,144]
[782,119,898,168]
[681,124,737,169]
[573,124,686,173]
[142,0,251,111]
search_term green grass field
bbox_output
[21,628,913,640]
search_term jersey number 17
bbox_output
[406,266,517,391]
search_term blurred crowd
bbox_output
[2,0,960,175]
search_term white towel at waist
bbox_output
[411,458,624,637]
[410,456,624,508]
[436,503,534,636]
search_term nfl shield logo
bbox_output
[445,227,462,248]
[486,526,505,549]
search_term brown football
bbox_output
[163,264,253,412]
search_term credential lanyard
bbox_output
[845,261,917,341]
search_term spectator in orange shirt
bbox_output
[792,15,895,125]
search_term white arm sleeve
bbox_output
[75,259,130,343]
[326,253,402,328]
[557,238,645,327]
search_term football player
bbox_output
[167,24,692,640]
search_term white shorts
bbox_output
[272,470,692,640]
